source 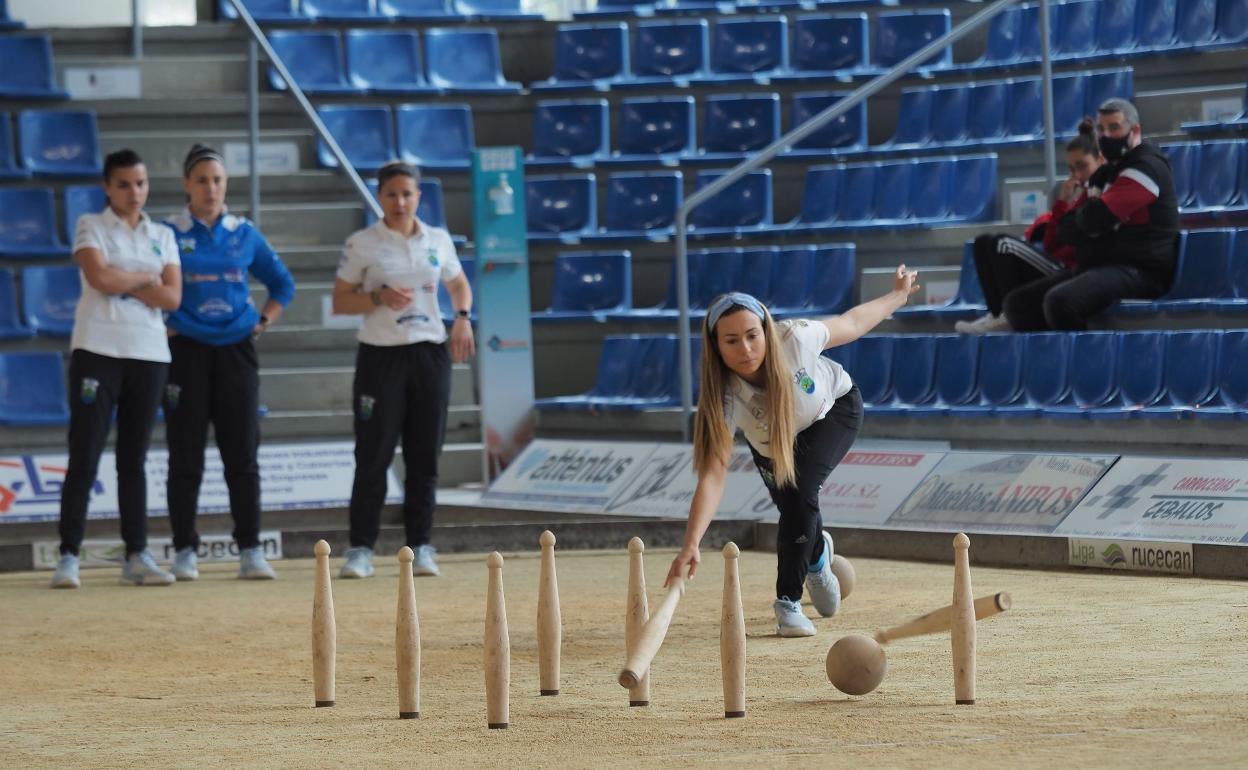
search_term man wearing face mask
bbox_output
[1004,98,1178,331]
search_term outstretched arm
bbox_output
[665,458,728,587]
[820,264,919,349]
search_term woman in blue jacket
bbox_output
[162,144,296,580]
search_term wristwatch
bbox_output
[456,309,470,319]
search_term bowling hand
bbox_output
[450,317,475,363]
[665,544,700,588]
[893,264,919,297]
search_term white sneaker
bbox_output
[239,546,277,580]
[804,531,842,618]
[774,597,816,638]
[50,553,80,589]
[339,546,375,579]
[954,313,1012,335]
[172,547,199,581]
[120,550,176,586]
[412,544,440,577]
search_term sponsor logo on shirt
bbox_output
[197,298,234,318]
[794,367,816,395]
[179,238,196,253]
[222,268,245,283]
[396,312,431,326]
[184,272,219,283]
[80,378,99,405]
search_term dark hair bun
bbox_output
[1077,117,1095,136]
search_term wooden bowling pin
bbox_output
[951,533,976,705]
[720,542,746,719]
[312,539,336,708]
[624,537,651,706]
[537,530,562,696]
[485,551,510,729]
[396,546,421,719]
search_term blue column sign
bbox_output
[472,147,535,480]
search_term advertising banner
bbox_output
[32,530,283,569]
[481,439,657,512]
[1067,537,1194,575]
[605,447,763,519]
[1056,458,1248,544]
[473,147,535,480]
[0,442,400,525]
[887,452,1114,534]
[744,449,947,525]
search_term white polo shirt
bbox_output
[336,219,463,346]
[723,319,853,458]
[71,207,180,363]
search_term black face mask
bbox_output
[1098,134,1130,162]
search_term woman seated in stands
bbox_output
[956,119,1103,334]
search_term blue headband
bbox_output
[707,292,766,331]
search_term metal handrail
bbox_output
[227,0,383,221]
[672,0,1056,440]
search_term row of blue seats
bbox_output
[220,0,539,23]
[830,329,1248,420]
[0,110,102,179]
[0,35,67,99]
[536,335,703,411]
[316,103,472,171]
[0,186,106,258]
[0,0,21,29]
[0,266,75,339]
[267,28,519,95]
[1183,84,1248,133]
[1162,140,1248,217]
[896,229,1248,321]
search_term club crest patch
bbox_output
[358,395,376,421]
[165,384,181,410]
[80,377,100,405]
[794,367,816,395]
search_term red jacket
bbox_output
[1023,196,1082,270]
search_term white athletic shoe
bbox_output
[954,313,1012,335]
[805,531,842,618]
[172,547,199,581]
[413,544,440,577]
[50,553,81,589]
[239,546,277,580]
[774,597,816,638]
[120,550,176,586]
[339,546,375,579]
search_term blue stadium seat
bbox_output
[63,185,105,245]
[1054,0,1099,59]
[878,86,936,150]
[610,248,736,320]
[316,104,396,171]
[945,154,997,223]
[0,269,34,340]
[774,14,868,82]
[830,162,876,225]
[618,20,710,88]
[1014,3,1048,62]
[378,0,462,20]
[1190,141,1242,212]
[533,23,630,92]
[345,30,436,95]
[908,157,955,221]
[784,91,867,158]
[789,165,843,231]
[424,28,521,93]
[738,247,776,308]
[967,82,1010,143]
[454,0,543,20]
[652,0,720,16]
[266,31,358,95]
[1205,228,1248,312]
[573,0,656,20]
[852,335,895,407]
[0,36,68,100]
[1051,72,1088,135]
[690,93,780,164]
[969,3,1025,67]
[995,332,1072,417]
[1215,0,1248,45]
[20,265,79,337]
[525,174,598,243]
[873,10,951,70]
[1086,331,1168,419]
[1139,330,1222,418]
[822,339,855,374]
[807,243,855,314]
[537,336,680,410]
[0,189,70,258]
[1161,142,1200,209]
[1194,329,1248,419]
[436,257,474,322]
[860,160,913,226]
[1095,0,1141,54]
[527,99,610,169]
[871,335,939,415]
[0,0,23,28]
[586,171,683,242]
[688,169,773,238]
[894,241,986,320]
[537,336,639,409]
[418,179,457,238]
[18,110,102,177]
[1042,332,1121,418]
[0,113,30,180]
[396,103,474,171]
[763,244,814,314]
[0,352,70,426]
[692,17,788,85]
[1118,230,1232,313]
[1005,77,1044,141]
[1135,0,1178,50]
[1174,0,1219,49]
[955,334,1023,416]
[601,96,695,166]
[536,251,632,321]
[1085,68,1134,121]
[909,335,981,416]
[302,0,379,21]
[929,84,970,145]
[219,0,304,23]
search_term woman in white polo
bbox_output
[332,162,474,579]
[52,149,182,589]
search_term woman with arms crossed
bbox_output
[666,266,919,636]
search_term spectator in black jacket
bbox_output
[1003,98,1179,331]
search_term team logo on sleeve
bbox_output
[165,384,181,410]
[80,378,100,405]
[794,368,816,394]
[358,395,376,421]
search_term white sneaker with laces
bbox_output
[172,547,199,581]
[339,546,375,579]
[774,597,816,638]
[805,531,842,618]
[413,544,440,576]
[954,313,1012,335]
[50,553,80,589]
[120,550,176,586]
[239,546,277,580]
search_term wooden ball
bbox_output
[825,634,887,696]
[830,554,855,600]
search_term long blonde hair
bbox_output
[692,304,797,488]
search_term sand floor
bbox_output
[2,545,1247,769]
